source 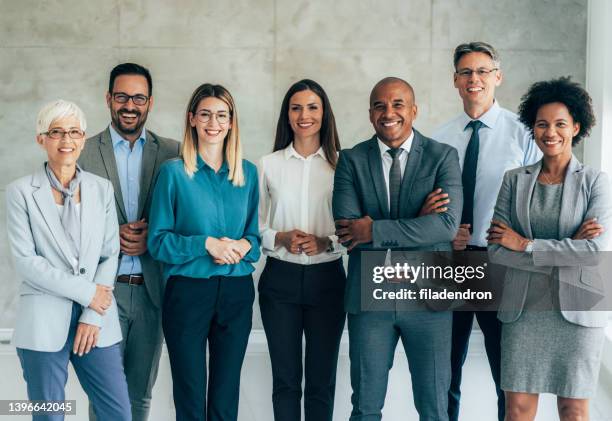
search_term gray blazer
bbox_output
[332,131,463,314]
[488,156,612,327]
[6,168,122,352]
[79,128,180,309]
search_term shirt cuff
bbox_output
[261,229,278,252]
[329,234,345,254]
[191,235,209,257]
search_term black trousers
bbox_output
[259,257,346,421]
[162,274,254,421]
[448,310,504,421]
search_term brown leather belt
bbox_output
[116,274,145,285]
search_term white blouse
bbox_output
[258,143,343,265]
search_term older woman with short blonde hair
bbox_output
[6,99,131,420]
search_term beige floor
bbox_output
[0,330,610,420]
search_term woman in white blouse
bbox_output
[258,79,346,421]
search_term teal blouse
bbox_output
[148,156,261,280]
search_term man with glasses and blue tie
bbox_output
[430,42,541,421]
[79,63,180,421]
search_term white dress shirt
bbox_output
[258,143,343,265]
[377,130,414,209]
[432,101,541,247]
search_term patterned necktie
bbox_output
[461,120,484,231]
[387,148,402,219]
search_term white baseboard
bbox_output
[0,327,486,356]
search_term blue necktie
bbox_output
[461,120,483,231]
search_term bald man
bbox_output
[333,77,463,420]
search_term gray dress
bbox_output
[500,182,605,398]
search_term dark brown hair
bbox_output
[273,79,341,169]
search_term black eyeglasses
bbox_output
[43,128,85,140]
[112,92,149,106]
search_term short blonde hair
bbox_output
[36,99,87,135]
[181,84,244,186]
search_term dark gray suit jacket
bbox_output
[332,130,463,314]
[79,127,180,309]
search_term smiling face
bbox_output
[454,52,502,114]
[533,102,578,160]
[189,96,232,147]
[106,74,153,138]
[369,81,417,147]
[288,89,323,141]
[37,115,85,167]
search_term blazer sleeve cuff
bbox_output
[78,307,103,327]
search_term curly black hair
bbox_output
[518,76,596,146]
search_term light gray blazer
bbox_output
[488,156,612,327]
[6,167,122,351]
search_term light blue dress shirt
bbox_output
[109,124,146,275]
[432,101,542,247]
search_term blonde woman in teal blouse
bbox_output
[148,83,260,421]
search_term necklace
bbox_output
[540,172,563,185]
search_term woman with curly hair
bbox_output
[487,77,611,420]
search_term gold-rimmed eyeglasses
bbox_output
[194,110,231,125]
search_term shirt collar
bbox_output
[109,124,147,148]
[461,99,501,131]
[196,154,229,174]
[377,130,414,158]
[284,142,326,161]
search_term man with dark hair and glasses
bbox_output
[426,42,541,421]
[79,62,180,421]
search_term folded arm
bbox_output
[6,184,97,306]
[487,171,553,274]
[531,171,612,267]
[79,181,120,327]
[147,166,208,264]
[372,147,463,248]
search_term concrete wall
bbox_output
[0,0,588,328]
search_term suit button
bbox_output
[80,268,86,275]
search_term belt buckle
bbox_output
[128,275,139,286]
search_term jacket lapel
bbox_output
[515,161,541,239]
[558,155,582,238]
[78,175,96,260]
[98,128,127,221]
[138,130,159,219]
[31,168,76,269]
[367,137,390,218]
[399,130,423,213]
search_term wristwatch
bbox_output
[525,240,534,253]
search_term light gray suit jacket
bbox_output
[78,128,180,309]
[488,156,612,327]
[6,168,122,351]
[332,131,463,314]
